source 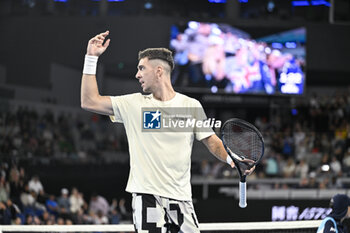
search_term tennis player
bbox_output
[81,30,255,233]
[317,194,350,233]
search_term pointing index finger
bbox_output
[101,30,109,35]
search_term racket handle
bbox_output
[239,181,247,208]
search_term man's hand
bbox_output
[244,165,255,176]
[87,30,110,57]
[228,156,255,175]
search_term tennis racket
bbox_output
[221,118,264,208]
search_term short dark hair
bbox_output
[138,48,174,71]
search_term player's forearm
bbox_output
[203,134,227,163]
[210,141,228,163]
[80,74,101,111]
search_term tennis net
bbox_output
[0,220,321,233]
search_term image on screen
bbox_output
[170,22,306,95]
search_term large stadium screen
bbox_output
[170,22,306,95]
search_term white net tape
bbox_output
[0,220,322,232]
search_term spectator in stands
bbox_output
[20,186,42,212]
[8,167,25,207]
[40,210,51,225]
[25,213,41,225]
[298,176,310,189]
[342,148,350,175]
[318,177,330,189]
[57,188,71,218]
[46,195,59,217]
[69,187,84,214]
[66,219,73,225]
[264,154,279,177]
[282,158,296,178]
[0,201,11,224]
[9,166,19,183]
[25,215,34,225]
[320,133,331,154]
[294,124,307,161]
[19,168,25,181]
[28,175,44,194]
[0,163,8,180]
[93,210,109,224]
[7,199,20,221]
[109,208,121,224]
[308,171,319,188]
[36,190,47,209]
[109,198,118,213]
[74,209,86,224]
[108,198,122,223]
[57,217,65,225]
[330,156,342,176]
[118,198,131,221]
[0,176,10,203]
[299,171,318,189]
[282,132,294,158]
[294,159,309,179]
[89,193,109,216]
[13,216,22,225]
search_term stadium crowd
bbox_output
[0,90,350,224]
[0,163,131,225]
[0,107,129,163]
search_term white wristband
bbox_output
[83,55,98,75]
[226,155,233,165]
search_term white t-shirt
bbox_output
[110,92,214,201]
[28,179,44,194]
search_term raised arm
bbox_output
[81,31,114,116]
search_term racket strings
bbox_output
[222,121,263,163]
